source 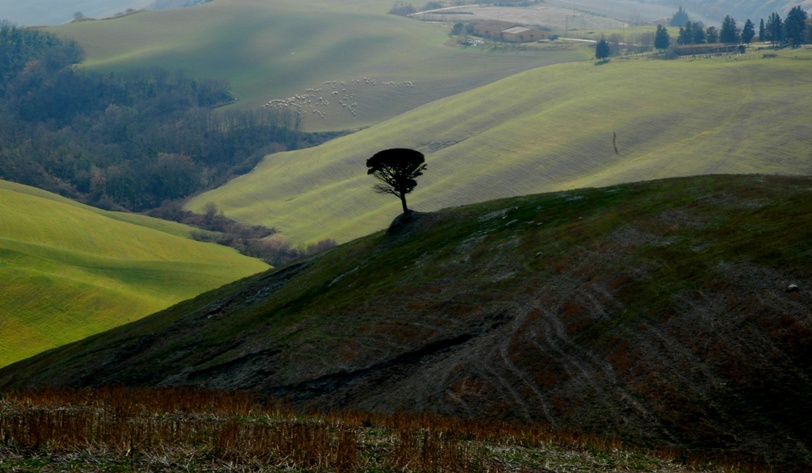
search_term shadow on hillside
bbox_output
[386,211,445,241]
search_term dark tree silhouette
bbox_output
[654,25,670,49]
[595,39,610,60]
[366,148,426,214]
[742,19,756,44]
[720,15,739,44]
[766,12,783,45]
[670,6,690,27]
[785,6,808,47]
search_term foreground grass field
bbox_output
[187,49,812,245]
[0,388,741,472]
[47,0,586,131]
[0,180,268,367]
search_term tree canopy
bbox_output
[366,148,426,214]
[785,6,808,46]
[670,7,690,27]
[741,19,756,44]
[595,40,610,60]
[0,23,307,212]
[720,16,739,43]
[765,12,783,44]
[655,25,670,49]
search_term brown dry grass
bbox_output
[0,387,753,472]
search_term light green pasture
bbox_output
[48,0,584,131]
[187,52,812,245]
[0,181,268,367]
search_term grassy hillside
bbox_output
[3,174,811,468]
[0,180,268,367]
[47,0,585,131]
[187,49,812,245]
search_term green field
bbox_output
[48,0,586,131]
[0,180,268,367]
[186,49,812,245]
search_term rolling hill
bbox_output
[3,174,810,469]
[45,0,586,131]
[0,180,268,367]
[186,49,812,246]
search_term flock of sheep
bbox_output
[264,78,417,120]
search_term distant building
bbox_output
[472,20,545,43]
[473,20,518,38]
[502,26,544,43]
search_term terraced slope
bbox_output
[3,175,810,469]
[0,180,268,367]
[187,50,812,245]
[47,0,584,131]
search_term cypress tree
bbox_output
[766,12,783,45]
[670,6,690,27]
[595,39,610,60]
[720,16,739,43]
[742,19,755,44]
[654,25,671,49]
[785,6,808,47]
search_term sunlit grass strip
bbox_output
[0,387,749,472]
[0,181,268,367]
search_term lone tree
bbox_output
[366,148,426,214]
[595,39,610,60]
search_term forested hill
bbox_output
[0,24,311,213]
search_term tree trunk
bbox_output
[399,193,410,214]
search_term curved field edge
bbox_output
[187,50,812,245]
[0,180,269,367]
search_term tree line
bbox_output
[664,6,808,48]
[600,6,808,58]
[0,22,309,212]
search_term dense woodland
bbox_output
[0,22,341,264]
[0,23,308,212]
